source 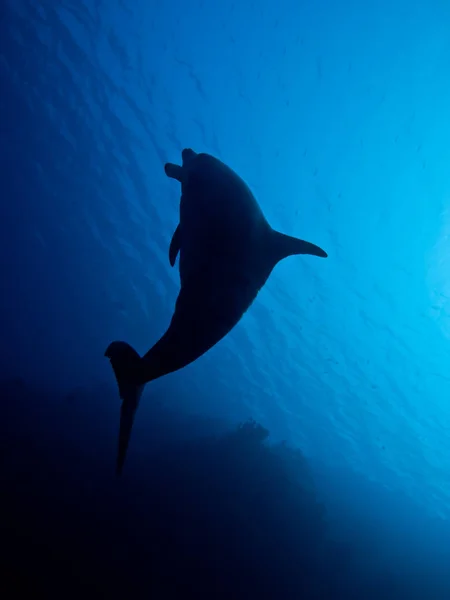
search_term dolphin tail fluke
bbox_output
[105,341,145,476]
[116,400,139,476]
[270,229,328,261]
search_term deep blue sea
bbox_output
[2,0,450,598]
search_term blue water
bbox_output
[2,0,450,597]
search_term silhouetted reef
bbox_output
[0,378,447,599]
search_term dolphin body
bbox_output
[105,148,327,475]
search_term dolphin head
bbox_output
[182,148,197,165]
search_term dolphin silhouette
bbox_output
[105,148,327,475]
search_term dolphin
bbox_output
[105,148,327,475]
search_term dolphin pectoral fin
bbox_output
[164,162,183,182]
[105,341,145,475]
[290,238,328,258]
[169,224,181,267]
[270,229,328,262]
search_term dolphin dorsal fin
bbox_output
[269,229,328,264]
[169,224,181,267]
